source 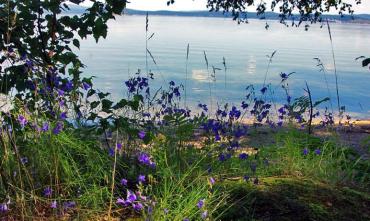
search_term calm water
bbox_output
[78,15,370,119]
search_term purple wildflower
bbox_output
[133,202,143,211]
[63,201,76,209]
[127,190,137,203]
[82,82,91,90]
[121,178,128,186]
[239,153,249,160]
[116,198,126,205]
[42,122,49,132]
[117,143,122,150]
[303,148,309,156]
[20,157,28,165]
[138,131,146,139]
[197,199,204,209]
[18,115,27,128]
[52,122,63,135]
[138,174,146,183]
[314,149,321,155]
[51,200,57,209]
[138,152,151,165]
[201,210,208,219]
[59,112,67,120]
[209,177,215,185]
[43,187,52,197]
[0,203,8,212]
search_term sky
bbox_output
[82,0,370,14]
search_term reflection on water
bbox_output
[192,69,208,82]
[78,15,370,119]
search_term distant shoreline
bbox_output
[65,5,370,24]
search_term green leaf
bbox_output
[73,39,80,49]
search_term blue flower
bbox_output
[239,153,249,160]
[43,187,52,197]
[63,201,76,209]
[121,178,128,186]
[209,177,215,185]
[127,190,137,203]
[60,112,67,120]
[303,148,309,156]
[138,152,151,165]
[18,115,28,128]
[138,174,146,183]
[201,210,208,219]
[133,203,143,211]
[117,143,122,150]
[42,122,49,132]
[0,203,8,212]
[197,199,204,209]
[82,82,91,90]
[243,175,250,181]
[52,122,64,135]
[51,200,57,209]
[20,157,28,165]
[138,131,146,139]
[314,149,321,155]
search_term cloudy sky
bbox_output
[82,0,370,14]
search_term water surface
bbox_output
[78,15,370,119]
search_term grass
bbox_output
[1,104,369,220]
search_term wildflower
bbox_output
[209,177,215,185]
[133,203,143,211]
[18,115,27,128]
[218,153,226,162]
[215,133,221,141]
[43,187,52,197]
[20,157,28,165]
[51,200,57,209]
[138,131,146,139]
[63,201,76,209]
[64,80,73,91]
[147,206,153,215]
[201,210,208,219]
[243,175,250,181]
[52,122,63,135]
[138,174,146,183]
[42,122,49,132]
[183,218,190,221]
[303,148,309,156]
[127,190,137,203]
[241,101,249,109]
[0,203,8,212]
[57,89,64,96]
[314,149,321,155]
[117,143,122,150]
[239,153,249,160]
[197,199,204,209]
[59,112,67,120]
[138,152,151,165]
[108,148,115,157]
[164,208,169,214]
[116,198,126,205]
[121,178,128,186]
[82,82,91,90]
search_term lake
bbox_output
[78,15,370,119]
